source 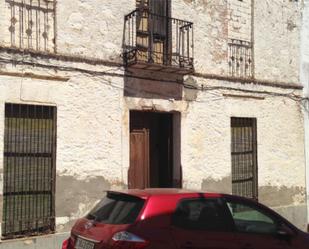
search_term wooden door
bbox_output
[129,129,150,189]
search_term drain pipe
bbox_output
[301,0,309,232]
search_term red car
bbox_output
[62,189,309,249]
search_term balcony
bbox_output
[123,9,194,75]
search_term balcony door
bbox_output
[136,0,170,64]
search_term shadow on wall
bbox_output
[123,68,184,100]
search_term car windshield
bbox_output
[86,192,145,224]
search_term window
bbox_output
[6,0,56,52]
[228,39,253,78]
[86,192,145,225]
[226,200,278,235]
[172,199,233,231]
[3,103,56,239]
[231,118,258,200]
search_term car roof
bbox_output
[108,188,223,199]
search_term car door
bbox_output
[224,198,297,249]
[170,197,239,249]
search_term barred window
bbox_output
[6,0,56,52]
[231,118,258,200]
[3,104,56,239]
[228,39,253,79]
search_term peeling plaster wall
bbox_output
[0,0,302,84]
[172,0,229,75]
[180,80,306,229]
[0,59,127,234]
[0,52,306,240]
[228,0,252,42]
[56,0,135,61]
[254,0,301,83]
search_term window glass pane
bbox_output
[87,193,145,225]
[172,199,232,231]
[227,201,277,234]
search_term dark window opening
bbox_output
[3,103,56,239]
[231,117,258,200]
[129,111,179,189]
[87,192,145,225]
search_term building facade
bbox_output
[0,0,307,247]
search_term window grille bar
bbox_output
[228,39,253,79]
[6,0,56,52]
[231,117,258,201]
[2,103,56,239]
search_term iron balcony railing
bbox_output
[123,8,194,74]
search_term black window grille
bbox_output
[228,39,252,78]
[123,0,194,73]
[231,118,258,200]
[3,103,56,239]
[6,0,56,52]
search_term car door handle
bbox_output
[241,243,254,249]
[181,241,194,249]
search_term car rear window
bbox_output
[86,192,145,224]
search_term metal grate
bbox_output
[3,103,56,239]
[231,118,258,200]
[228,39,252,78]
[123,8,194,73]
[6,0,56,52]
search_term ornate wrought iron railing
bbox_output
[123,8,194,74]
[228,39,253,79]
[5,0,56,52]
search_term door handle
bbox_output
[241,243,254,249]
[181,241,194,249]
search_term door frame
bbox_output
[128,110,181,189]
